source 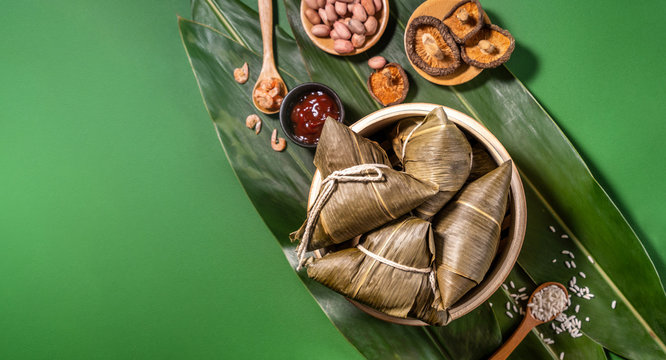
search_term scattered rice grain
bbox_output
[518,287,526,293]
[560,351,565,360]
[510,281,515,289]
[571,260,576,268]
[506,311,514,318]
[587,255,594,264]
[552,259,557,263]
[502,283,508,290]
[561,234,569,239]
[611,300,617,309]
[575,304,580,313]
[579,272,586,278]
[565,261,571,268]
[549,225,556,232]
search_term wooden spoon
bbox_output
[252,0,287,114]
[489,282,568,360]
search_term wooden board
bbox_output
[300,0,389,56]
[404,0,490,86]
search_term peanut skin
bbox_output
[346,18,365,35]
[367,56,387,70]
[361,0,375,16]
[351,33,366,48]
[352,4,367,22]
[304,0,319,10]
[373,0,382,12]
[333,21,352,40]
[311,24,331,37]
[333,39,354,54]
[364,16,377,35]
[305,8,321,25]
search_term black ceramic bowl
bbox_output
[279,82,345,148]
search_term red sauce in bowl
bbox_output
[290,91,340,144]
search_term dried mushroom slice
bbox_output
[367,63,409,106]
[461,24,515,69]
[442,0,484,44]
[406,16,461,76]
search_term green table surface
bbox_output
[1,0,664,359]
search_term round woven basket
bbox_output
[307,103,527,326]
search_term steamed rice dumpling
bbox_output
[432,160,512,309]
[290,166,439,252]
[392,107,472,219]
[307,217,449,326]
[468,140,498,181]
[314,118,391,178]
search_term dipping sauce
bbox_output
[290,90,340,144]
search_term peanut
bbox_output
[361,0,375,16]
[318,8,331,26]
[346,18,365,35]
[305,8,321,24]
[335,1,347,16]
[351,33,366,48]
[333,21,352,40]
[364,16,377,35]
[325,4,338,22]
[367,56,386,69]
[330,29,341,40]
[304,0,320,9]
[317,0,325,7]
[333,39,354,54]
[311,24,330,37]
[373,0,382,12]
[352,4,367,22]
[347,3,354,13]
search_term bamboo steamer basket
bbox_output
[306,103,527,326]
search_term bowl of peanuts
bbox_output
[300,0,389,56]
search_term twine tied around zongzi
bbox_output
[399,118,426,163]
[296,164,391,270]
[357,244,438,298]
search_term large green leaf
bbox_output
[179,0,666,358]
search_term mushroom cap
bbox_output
[442,0,485,44]
[367,63,410,107]
[460,24,515,69]
[405,16,461,77]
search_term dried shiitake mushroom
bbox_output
[442,0,484,44]
[405,16,460,76]
[367,63,409,106]
[460,24,515,68]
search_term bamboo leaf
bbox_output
[179,0,666,358]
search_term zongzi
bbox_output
[307,216,449,326]
[432,160,512,309]
[291,164,439,267]
[392,107,472,219]
[314,117,391,178]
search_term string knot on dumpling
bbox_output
[296,164,391,269]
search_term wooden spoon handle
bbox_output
[489,316,540,360]
[258,0,275,73]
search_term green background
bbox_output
[1,0,664,359]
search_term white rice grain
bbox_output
[571,260,576,268]
[506,311,514,318]
[518,287,526,293]
[575,304,580,313]
[528,285,568,322]
[502,283,508,290]
[565,261,571,268]
[549,225,556,232]
[585,317,590,322]
[552,259,557,263]
[612,300,617,309]
[579,272,586,278]
[506,302,511,310]
[561,234,569,239]
[510,281,515,289]
[560,351,565,360]
[587,255,595,264]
